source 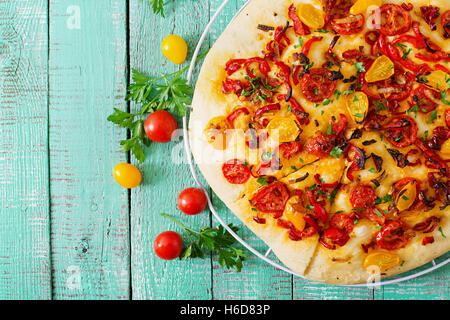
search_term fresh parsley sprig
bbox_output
[148,0,166,17]
[107,50,209,163]
[161,213,247,272]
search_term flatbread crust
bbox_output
[190,0,450,284]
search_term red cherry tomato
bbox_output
[222,159,251,184]
[445,109,450,128]
[349,184,377,209]
[409,86,441,113]
[377,4,411,36]
[279,141,303,159]
[331,14,365,35]
[300,68,337,103]
[383,115,418,148]
[153,231,183,260]
[177,187,208,215]
[376,220,410,250]
[330,213,354,234]
[144,110,178,143]
[381,66,413,101]
[360,208,386,226]
[320,227,350,250]
[305,134,335,158]
[250,182,289,217]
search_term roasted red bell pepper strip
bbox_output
[226,107,249,128]
[313,174,339,189]
[416,51,450,62]
[412,21,438,52]
[279,96,310,125]
[302,36,323,56]
[244,57,270,78]
[307,190,329,224]
[392,35,425,49]
[414,138,449,171]
[222,78,243,95]
[422,236,435,246]
[288,4,311,36]
[254,103,281,118]
[346,162,359,182]
[299,215,319,238]
[225,59,246,75]
[435,64,450,73]
[275,61,291,84]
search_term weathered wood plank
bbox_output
[48,0,130,299]
[0,0,51,300]
[208,0,292,300]
[381,262,450,300]
[293,278,375,300]
[129,0,213,300]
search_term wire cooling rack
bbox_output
[181,0,450,287]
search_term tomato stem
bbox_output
[160,213,199,237]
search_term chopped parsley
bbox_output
[355,62,366,73]
[427,110,438,124]
[322,98,333,105]
[342,90,354,95]
[334,89,341,100]
[327,124,334,135]
[439,226,446,238]
[257,177,269,185]
[330,146,344,158]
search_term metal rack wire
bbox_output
[182,0,450,287]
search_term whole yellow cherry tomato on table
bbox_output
[161,35,188,65]
[113,163,142,189]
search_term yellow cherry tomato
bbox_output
[423,70,448,92]
[113,163,142,189]
[395,180,417,212]
[441,139,450,155]
[204,116,230,150]
[365,55,395,83]
[346,91,369,124]
[350,0,383,15]
[297,4,325,29]
[266,117,300,143]
[161,35,188,65]
[283,196,306,232]
[363,252,401,273]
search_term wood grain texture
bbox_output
[0,0,448,300]
[129,0,213,300]
[208,0,292,300]
[380,258,450,300]
[0,0,51,299]
[48,0,130,299]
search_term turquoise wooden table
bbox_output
[0,0,448,300]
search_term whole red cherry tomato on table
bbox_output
[144,110,178,143]
[177,187,208,215]
[153,231,183,260]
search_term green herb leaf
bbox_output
[148,0,166,17]
[257,177,269,185]
[355,62,366,73]
[330,146,344,158]
[107,50,209,163]
[439,226,446,238]
[161,214,247,272]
